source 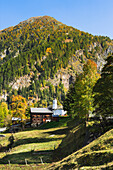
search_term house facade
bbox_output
[30,108,53,126]
[30,99,67,126]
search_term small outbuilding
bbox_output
[30,108,53,126]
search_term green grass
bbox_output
[52,123,86,161]
[0,118,113,169]
[39,116,70,129]
[49,128,113,170]
[0,119,69,169]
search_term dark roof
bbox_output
[30,108,53,114]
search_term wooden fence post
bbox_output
[25,159,28,165]
[40,157,44,164]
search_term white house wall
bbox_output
[53,109,67,116]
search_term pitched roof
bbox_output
[30,108,53,114]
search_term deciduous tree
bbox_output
[0,102,9,127]
[11,95,27,129]
[64,60,99,121]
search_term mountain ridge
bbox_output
[0,16,113,106]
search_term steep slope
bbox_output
[49,127,113,170]
[0,16,113,106]
[52,120,86,161]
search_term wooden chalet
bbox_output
[30,108,53,126]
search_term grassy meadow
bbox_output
[0,117,113,169]
[0,117,69,169]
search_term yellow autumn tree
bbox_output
[46,47,52,54]
[0,102,9,127]
[11,95,27,129]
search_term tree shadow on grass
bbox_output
[0,136,63,153]
[77,151,113,166]
[12,127,68,148]
[90,138,113,151]
[13,136,63,148]
[0,146,9,153]
[45,127,69,135]
[0,150,53,164]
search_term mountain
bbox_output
[0,15,113,106]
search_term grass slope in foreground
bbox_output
[50,127,113,170]
[0,118,113,169]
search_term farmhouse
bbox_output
[30,108,53,126]
[30,99,67,126]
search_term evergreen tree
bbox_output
[63,84,75,117]
[93,55,113,119]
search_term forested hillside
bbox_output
[0,15,113,106]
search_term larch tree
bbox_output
[11,95,27,129]
[0,102,9,127]
[63,59,99,121]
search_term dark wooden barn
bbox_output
[30,108,53,126]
